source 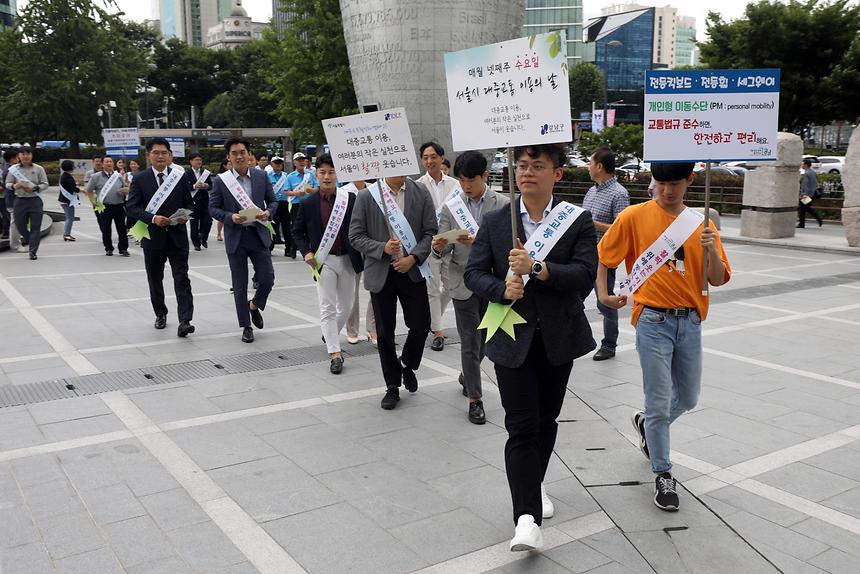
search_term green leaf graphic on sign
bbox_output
[547,32,562,59]
[529,35,536,50]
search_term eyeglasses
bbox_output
[515,163,550,173]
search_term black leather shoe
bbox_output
[242,326,254,343]
[459,373,468,397]
[105,251,114,256]
[430,336,444,351]
[468,400,486,425]
[194,245,201,251]
[330,357,344,374]
[119,251,130,257]
[593,347,616,361]
[154,315,167,330]
[177,321,195,338]
[249,302,264,329]
[381,388,400,409]
[201,241,208,248]
[29,252,37,260]
[402,366,418,393]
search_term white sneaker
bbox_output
[346,335,359,344]
[510,514,542,552]
[541,483,554,519]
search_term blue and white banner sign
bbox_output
[644,68,780,162]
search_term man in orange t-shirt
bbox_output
[597,162,731,512]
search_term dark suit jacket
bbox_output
[464,195,598,369]
[185,167,213,194]
[292,191,364,274]
[126,167,195,251]
[209,169,278,255]
[348,179,438,293]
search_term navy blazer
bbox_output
[209,169,278,255]
[292,191,364,274]
[126,167,195,251]
[464,196,598,369]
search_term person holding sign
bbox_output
[58,160,82,241]
[349,174,437,410]
[432,151,508,425]
[597,162,731,512]
[86,156,130,257]
[209,138,278,344]
[185,153,213,251]
[126,138,196,337]
[284,152,319,259]
[464,143,597,552]
[416,142,460,352]
[292,154,364,374]
[5,146,49,260]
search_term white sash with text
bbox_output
[370,182,431,280]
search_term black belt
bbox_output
[644,306,696,317]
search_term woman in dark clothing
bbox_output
[58,160,81,241]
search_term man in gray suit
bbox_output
[432,151,508,425]
[349,175,437,410]
[210,138,278,343]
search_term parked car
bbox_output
[721,160,763,171]
[816,156,844,175]
[708,166,746,177]
[618,162,650,173]
[567,156,587,168]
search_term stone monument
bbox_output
[841,130,860,247]
[339,0,526,163]
[740,132,803,239]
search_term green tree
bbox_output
[578,124,644,163]
[822,35,860,121]
[0,0,156,153]
[568,62,604,117]
[202,42,280,128]
[699,0,860,131]
[261,0,357,144]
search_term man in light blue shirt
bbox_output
[268,158,290,248]
[284,152,318,258]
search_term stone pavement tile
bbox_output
[0,542,55,573]
[27,395,111,425]
[0,463,24,508]
[767,410,851,438]
[552,420,654,486]
[457,427,509,471]
[10,452,65,487]
[486,553,576,573]
[576,527,653,572]
[318,460,458,529]
[0,407,46,451]
[259,372,344,404]
[208,387,288,412]
[803,446,860,481]
[680,408,809,452]
[22,478,85,521]
[38,511,104,560]
[389,396,507,444]
[705,485,808,527]
[126,556,193,574]
[756,462,857,502]
[211,562,257,574]
[392,506,506,564]
[428,464,522,529]
[78,482,145,526]
[128,385,223,424]
[791,517,860,559]
[208,455,338,522]
[6,364,77,385]
[102,515,176,569]
[821,485,860,519]
[626,526,778,574]
[722,511,830,561]
[55,547,124,574]
[541,539,614,573]
[237,407,322,436]
[264,501,428,574]
[809,548,860,574]
[139,488,210,532]
[0,504,39,549]
[39,413,126,442]
[301,400,414,440]
[757,388,860,424]
[167,421,279,471]
[59,442,128,492]
[697,387,797,422]
[360,426,485,481]
[165,520,247,573]
[674,434,770,468]
[752,542,830,574]
[264,422,380,476]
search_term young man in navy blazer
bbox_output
[209,138,278,343]
[465,143,597,552]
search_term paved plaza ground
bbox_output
[0,198,859,573]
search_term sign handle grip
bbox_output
[702,162,711,297]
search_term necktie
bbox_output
[157,172,164,187]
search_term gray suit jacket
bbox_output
[436,188,509,301]
[209,169,278,255]
[348,179,438,293]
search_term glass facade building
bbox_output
[523,0,584,66]
[676,15,697,67]
[0,0,15,31]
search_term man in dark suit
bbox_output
[209,138,278,343]
[349,174,437,410]
[292,154,364,374]
[126,137,196,337]
[464,143,597,552]
[185,153,213,250]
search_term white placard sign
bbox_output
[444,32,572,151]
[102,127,140,157]
[322,108,420,182]
[166,137,186,158]
[644,68,780,162]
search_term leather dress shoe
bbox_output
[119,251,130,257]
[249,301,264,329]
[241,326,254,343]
[430,335,444,351]
[29,252,37,260]
[593,347,615,361]
[381,388,400,409]
[401,364,418,393]
[201,240,208,248]
[330,356,344,374]
[177,321,195,338]
[154,315,167,329]
[468,400,486,425]
[194,245,201,251]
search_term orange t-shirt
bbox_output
[598,200,731,326]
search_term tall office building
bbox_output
[155,0,230,46]
[1,0,16,30]
[676,15,697,67]
[523,0,584,66]
[600,2,676,67]
[272,0,296,37]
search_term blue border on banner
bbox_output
[646,68,781,94]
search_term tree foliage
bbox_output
[261,0,357,144]
[568,62,604,118]
[147,38,236,114]
[202,42,279,128]
[699,0,860,130]
[578,124,644,162]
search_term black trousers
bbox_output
[284,205,301,255]
[97,203,128,253]
[798,199,822,227]
[190,191,213,247]
[143,235,193,322]
[0,195,10,237]
[227,228,275,328]
[495,334,572,526]
[370,269,431,389]
[14,196,43,254]
[273,200,291,243]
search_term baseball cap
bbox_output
[292,152,306,160]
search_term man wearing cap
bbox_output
[284,152,319,258]
[269,158,290,246]
[4,146,49,260]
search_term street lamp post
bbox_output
[97,101,117,129]
[602,40,623,131]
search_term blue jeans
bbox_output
[595,267,618,349]
[62,204,75,236]
[635,307,702,474]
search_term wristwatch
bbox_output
[529,259,544,278]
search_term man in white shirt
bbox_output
[416,142,460,352]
